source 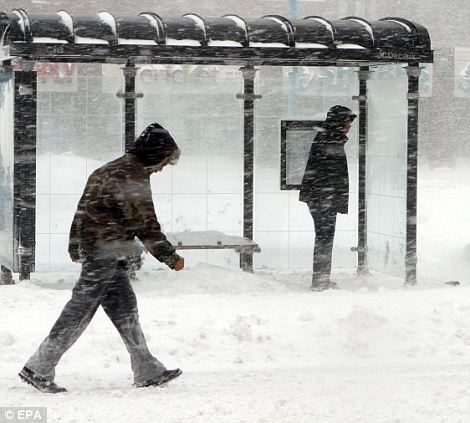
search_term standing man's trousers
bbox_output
[308,204,338,288]
[25,253,166,385]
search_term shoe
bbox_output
[19,366,67,394]
[311,284,330,292]
[311,281,339,291]
[135,368,182,388]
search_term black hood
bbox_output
[324,105,357,132]
[128,123,178,167]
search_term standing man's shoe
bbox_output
[19,366,67,393]
[312,282,340,292]
[311,276,331,291]
[311,284,330,292]
[311,280,339,291]
[135,368,182,388]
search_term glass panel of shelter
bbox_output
[367,64,408,277]
[0,71,15,271]
[136,64,245,270]
[35,63,124,272]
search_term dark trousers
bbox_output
[25,253,165,384]
[309,204,338,286]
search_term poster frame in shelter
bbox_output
[280,120,322,191]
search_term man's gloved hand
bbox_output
[174,257,184,271]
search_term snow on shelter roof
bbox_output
[0,10,433,66]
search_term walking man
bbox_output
[299,106,356,291]
[20,123,184,392]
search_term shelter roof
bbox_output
[0,10,433,66]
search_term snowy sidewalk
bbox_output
[1,266,469,423]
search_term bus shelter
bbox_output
[0,10,433,284]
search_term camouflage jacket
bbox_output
[68,153,180,268]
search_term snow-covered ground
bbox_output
[1,163,469,422]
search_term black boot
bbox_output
[135,368,182,388]
[311,274,330,291]
[311,281,340,291]
[19,367,67,393]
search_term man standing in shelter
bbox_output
[19,123,184,393]
[299,105,356,291]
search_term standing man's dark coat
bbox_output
[299,105,356,290]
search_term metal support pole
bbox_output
[118,61,143,151]
[14,63,37,280]
[288,69,297,117]
[236,65,261,272]
[405,64,422,286]
[353,67,371,275]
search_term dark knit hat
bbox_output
[128,123,179,167]
[326,105,357,125]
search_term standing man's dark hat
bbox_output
[324,105,357,131]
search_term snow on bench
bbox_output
[167,231,261,254]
